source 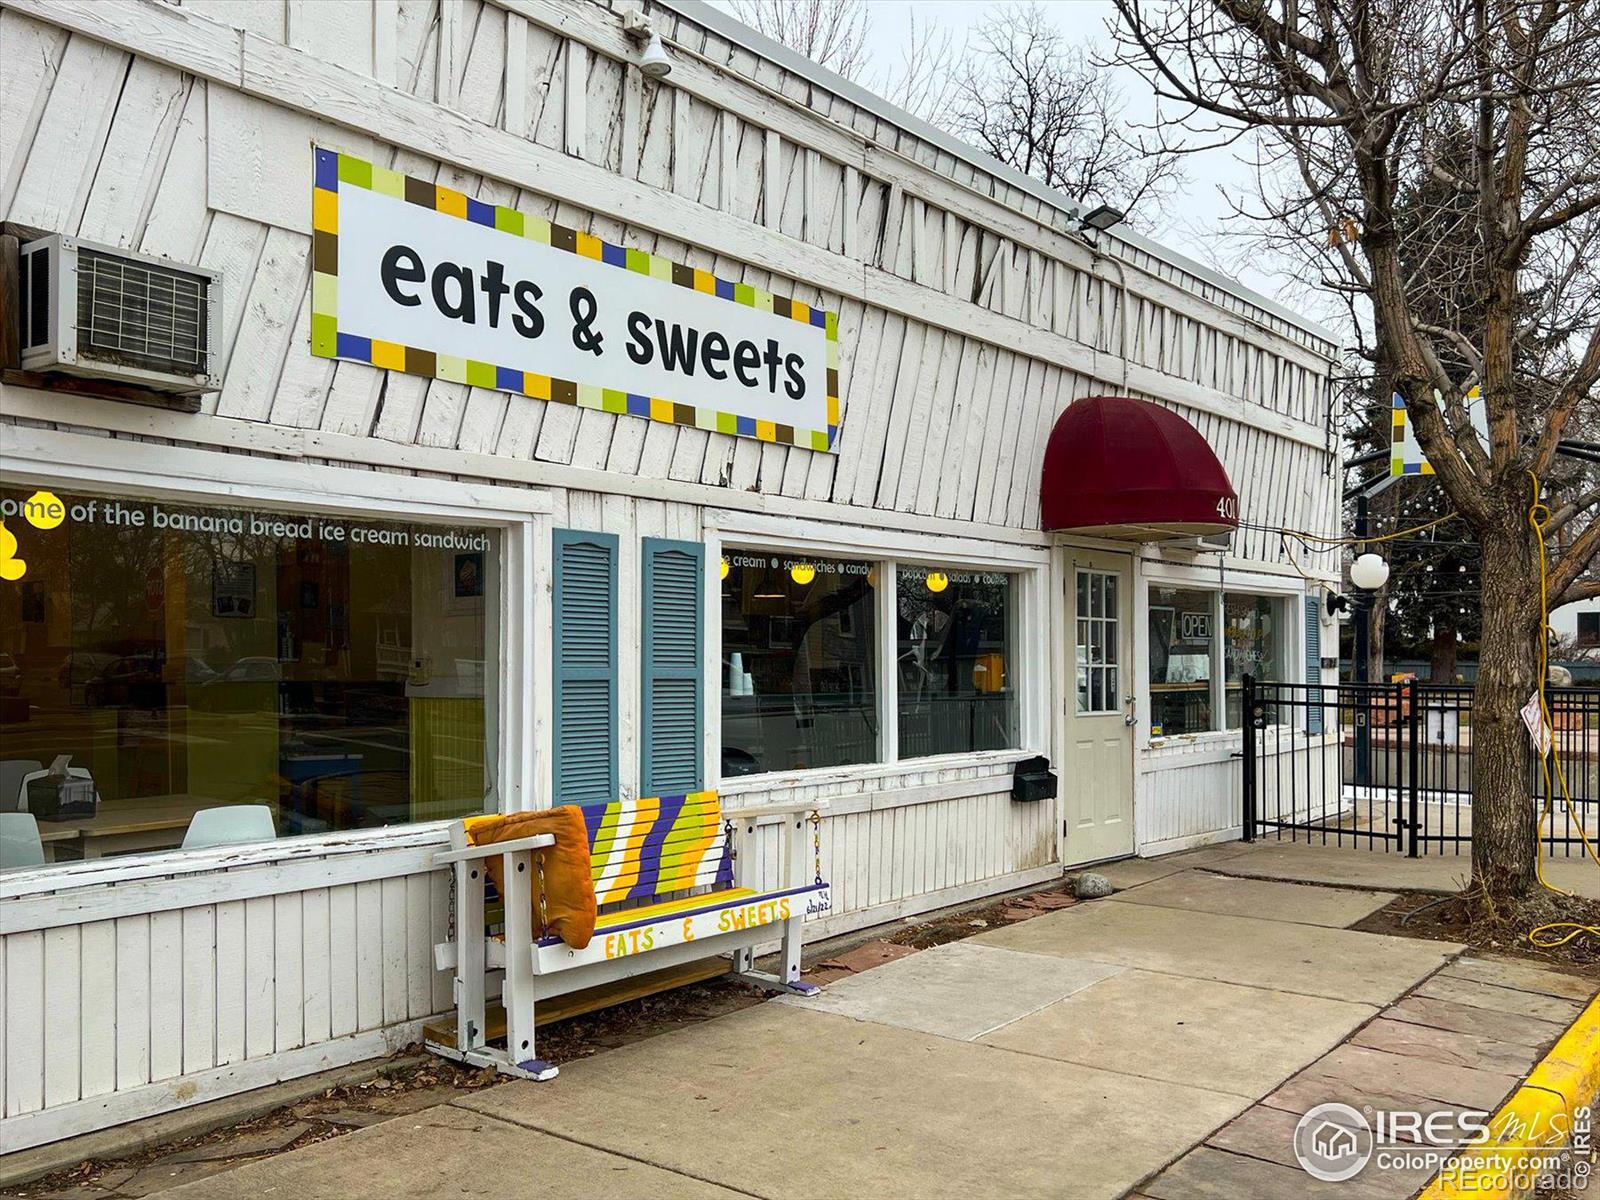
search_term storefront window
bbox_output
[0,486,497,868]
[1148,587,1214,735]
[897,567,1016,757]
[1224,593,1282,728]
[720,550,877,775]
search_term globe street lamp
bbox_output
[1349,548,1388,788]
[1350,552,1390,592]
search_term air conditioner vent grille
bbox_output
[25,244,50,348]
[74,248,211,377]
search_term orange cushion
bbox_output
[463,808,598,950]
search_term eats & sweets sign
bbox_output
[310,148,840,451]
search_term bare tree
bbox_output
[725,0,872,81]
[880,12,962,127]
[947,4,1183,227]
[1110,0,1600,903]
[724,1,1179,224]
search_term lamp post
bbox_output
[1348,493,1391,785]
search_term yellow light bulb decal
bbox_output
[0,522,26,581]
[926,571,949,594]
[720,556,730,580]
[789,563,816,585]
[23,490,65,530]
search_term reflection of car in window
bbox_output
[84,652,166,707]
[58,650,116,690]
[0,653,20,696]
[211,657,282,683]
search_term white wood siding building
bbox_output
[0,0,1341,1149]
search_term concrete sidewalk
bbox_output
[1108,837,1600,900]
[158,866,1475,1200]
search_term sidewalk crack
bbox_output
[445,1101,773,1199]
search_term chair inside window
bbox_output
[0,759,43,812]
[0,812,45,872]
[181,805,277,851]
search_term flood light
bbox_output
[1078,204,1125,233]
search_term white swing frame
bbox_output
[429,797,830,1080]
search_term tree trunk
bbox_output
[1470,521,1540,901]
[1430,620,1458,683]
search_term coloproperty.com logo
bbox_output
[1294,1101,1592,1187]
[1293,1103,1377,1182]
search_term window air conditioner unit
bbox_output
[17,234,221,394]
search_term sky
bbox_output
[857,1,1279,295]
[713,0,1331,328]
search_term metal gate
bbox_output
[1240,675,1600,856]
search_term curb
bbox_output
[1417,991,1600,1199]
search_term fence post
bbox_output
[1406,682,1420,857]
[1242,673,1257,842]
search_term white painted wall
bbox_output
[0,0,1339,1149]
[1551,596,1600,642]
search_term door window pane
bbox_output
[1225,593,1282,728]
[720,551,876,775]
[0,486,498,868]
[1075,570,1120,714]
[1148,586,1214,735]
[896,567,1017,757]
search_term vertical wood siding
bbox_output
[0,0,1338,1149]
[1,1,1337,554]
[2,863,450,1137]
[1138,735,1341,852]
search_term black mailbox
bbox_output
[1011,755,1057,803]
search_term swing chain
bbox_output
[447,860,457,939]
[535,850,550,935]
[809,809,823,887]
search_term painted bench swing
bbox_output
[428,790,830,1080]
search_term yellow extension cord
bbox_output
[1527,471,1600,948]
[1251,495,1594,943]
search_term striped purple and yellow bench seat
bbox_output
[534,790,748,946]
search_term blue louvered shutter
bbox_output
[641,538,704,795]
[1304,596,1323,734]
[553,529,618,806]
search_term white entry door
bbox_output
[1062,552,1136,863]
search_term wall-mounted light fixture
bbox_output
[622,8,673,79]
[1077,203,1126,234]
[640,33,673,79]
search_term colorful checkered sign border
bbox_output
[1390,392,1436,477]
[309,147,840,451]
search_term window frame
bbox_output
[704,515,1048,790]
[896,562,1022,756]
[0,433,549,892]
[1075,568,1123,715]
[1140,564,1304,744]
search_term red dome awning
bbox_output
[1040,396,1238,541]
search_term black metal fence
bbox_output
[1241,676,1600,856]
